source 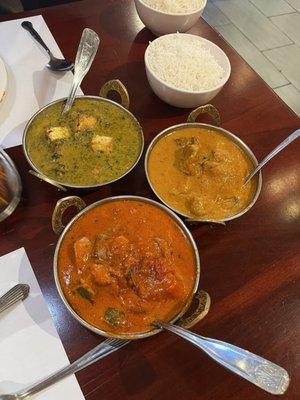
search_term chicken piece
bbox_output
[212,146,230,163]
[128,258,182,300]
[92,235,109,261]
[120,290,145,314]
[154,237,170,258]
[90,263,114,286]
[91,135,113,154]
[46,126,70,142]
[163,272,184,299]
[110,235,130,256]
[76,114,97,131]
[74,237,92,264]
[188,196,206,217]
[175,137,204,176]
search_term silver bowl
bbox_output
[0,148,22,223]
[144,104,262,222]
[22,80,144,191]
[51,195,210,340]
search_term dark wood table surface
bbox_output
[0,1,299,399]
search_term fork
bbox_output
[0,284,30,314]
[0,338,129,399]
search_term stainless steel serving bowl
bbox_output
[22,80,144,191]
[0,147,22,222]
[51,195,210,340]
[145,104,262,223]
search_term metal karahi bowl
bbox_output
[22,80,144,191]
[52,195,210,340]
[0,147,22,223]
[144,104,262,223]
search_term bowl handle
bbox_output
[187,104,221,126]
[52,196,86,235]
[99,79,130,110]
[176,290,211,329]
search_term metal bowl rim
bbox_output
[144,122,262,222]
[0,148,22,222]
[53,195,201,340]
[22,95,145,189]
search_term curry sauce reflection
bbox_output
[148,127,258,220]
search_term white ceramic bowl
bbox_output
[134,0,207,36]
[144,34,231,108]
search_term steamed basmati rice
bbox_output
[147,34,225,92]
[142,0,205,14]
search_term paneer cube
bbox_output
[46,126,70,142]
[76,114,97,131]
[91,135,113,154]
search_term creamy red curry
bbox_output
[58,200,197,334]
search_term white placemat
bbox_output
[0,248,85,399]
[0,15,83,149]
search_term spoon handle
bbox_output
[62,28,99,114]
[158,321,289,395]
[245,128,300,184]
[21,21,51,54]
[15,338,129,399]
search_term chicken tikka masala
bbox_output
[58,199,197,334]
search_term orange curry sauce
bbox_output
[58,200,197,334]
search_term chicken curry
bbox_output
[147,127,258,220]
[57,199,197,334]
[25,99,142,186]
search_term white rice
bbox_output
[142,0,205,14]
[146,34,225,92]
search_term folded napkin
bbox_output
[0,248,85,399]
[0,15,83,149]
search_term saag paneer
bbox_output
[148,127,258,220]
[57,200,197,334]
[25,99,142,186]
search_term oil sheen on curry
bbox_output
[25,99,142,186]
[148,127,257,220]
[58,200,197,334]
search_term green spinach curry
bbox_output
[25,98,143,186]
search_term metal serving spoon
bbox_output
[244,128,300,185]
[0,338,129,400]
[62,28,100,114]
[21,21,74,72]
[155,321,289,395]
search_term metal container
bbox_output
[145,104,262,222]
[0,147,22,222]
[22,80,144,191]
[51,195,210,340]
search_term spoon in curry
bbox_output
[244,128,300,185]
[155,321,290,395]
[62,28,100,114]
[21,21,74,72]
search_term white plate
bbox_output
[0,56,7,105]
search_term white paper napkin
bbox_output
[0,15,83,149]
[0,248,85,399]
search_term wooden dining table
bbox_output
[0,0,299,399]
